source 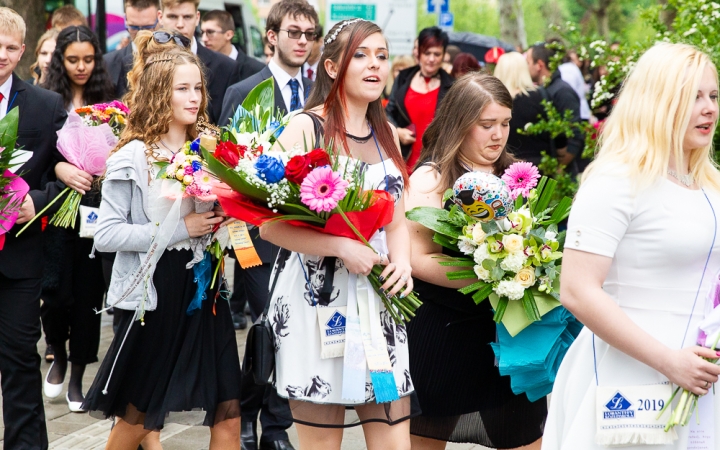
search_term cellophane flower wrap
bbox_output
[47,102,129,229]
[0,108,29,250]
[202,78,421,323]
[406,162,582,401]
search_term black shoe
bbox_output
[44,345,54,363]
[233,312,248,330]
[241,421,258,450]
[259,440,294,450]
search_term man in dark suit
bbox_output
[200,9,265,83]
[158,0,243,125]
[103,0,160,99]
[0,8,68,449]
[220,3,317,449]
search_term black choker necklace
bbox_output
[345,130,373,144]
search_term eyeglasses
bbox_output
[277,29,317,41]
[125,18,158,31]
[153,31,191,48]
[201,29,223,37]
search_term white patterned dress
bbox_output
[267,158,416,426]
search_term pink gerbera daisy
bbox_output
[502,162,541,199]
[300,167,349,212]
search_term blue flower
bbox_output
[190,138,201,153]
[254,155,285,184]
[191,160,202,172]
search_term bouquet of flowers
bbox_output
[406,162,581,401]
[203,79,421,324]
[17,101,128,235]
[0,107,30,249]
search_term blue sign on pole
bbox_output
[439,12,454,27]
[427,0,449,14]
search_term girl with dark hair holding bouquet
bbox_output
[39,25,115,411]
[81,34,241,449]
[405,73,546,450]
[259,19,417,450]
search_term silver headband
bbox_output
[324,19,364,45]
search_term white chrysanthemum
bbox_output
[457,236,477,255]
[494,280,525,300]
[474,264,491,282]
[473,244,491,264]
[500,252,527,273]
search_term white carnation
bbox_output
[474,264,491,282]
[457,236,477,255]
[474,245,491,264]
[500,252,527,272]
[494,280,525,300]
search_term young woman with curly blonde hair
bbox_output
[82,34,241,450]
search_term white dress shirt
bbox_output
[302,60,319,81]
[0,75,13,120]
[191,37,198,55]
[558,62,591,120]
[268,59,305,112]
[229,45,239,60]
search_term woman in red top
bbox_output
[385,27,455,171]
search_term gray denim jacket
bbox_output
[95,140,190,311]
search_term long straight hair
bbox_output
[584,42,720,191]
[305,19,408,183]
[419,73,515,192]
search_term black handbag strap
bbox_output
[261,248,291,318]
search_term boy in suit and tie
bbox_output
[200,10,265,82]
[0,8,68,449]
[220,3,318,449]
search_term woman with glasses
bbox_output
[385,26,455,172]
[82,32,241,450]
[39,25,115,413]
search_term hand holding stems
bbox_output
[184,211,224,238]
[15,195,35,225]
[55,162,92,195]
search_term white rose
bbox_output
[502,234,524,254]
[474,264,491,282]
[514,267,537,288]
[472,224,487,244]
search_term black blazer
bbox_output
[196,44,242,125]
[385,65,454,157]
[235,52,265,85]
[103,44,133,100]
[0,75,68,279]
[219,65,313,263]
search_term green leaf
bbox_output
[432,233,460,252]
[202,148,268,202]
[406,206,463,238]
[471,283,494,303]
[459,280,488,295]
[481,220,500,234]
[490,265,505,280]
[241,77,275,113]
[521,289,541,322]
[493,297,510,323]
[438,260,475,267]
[446,269,477,280]
[482,259,495,270]
[0,107,19,150]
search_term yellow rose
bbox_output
[183,174,194,185]
[175,170,185,181]
[472,224,487,244]
[514,267,536,288]
[502,234,524,254]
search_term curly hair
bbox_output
[42,26,114,108]
[114,46,209,161]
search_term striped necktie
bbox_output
[289,79,300,112]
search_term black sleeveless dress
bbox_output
[408,237,547,446]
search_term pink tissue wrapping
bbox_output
[0,170,29,249]
[56,112,117,176]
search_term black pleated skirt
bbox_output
[83,249,241,430]
[407,279,547,447]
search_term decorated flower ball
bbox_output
[452,172,513,222]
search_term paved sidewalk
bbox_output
[0,259,488,449]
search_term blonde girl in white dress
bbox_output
[543,42,720,449]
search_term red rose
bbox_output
[214,141,241,167]
[285,155,311,185]
[306,149,330,168]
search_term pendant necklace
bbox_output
[667,168,694,187]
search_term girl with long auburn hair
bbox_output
[544,42,720,449]
[82,41,241,450]
[259,19,417,450]
[405,73,546,450]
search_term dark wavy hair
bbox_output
[42,26,114,107]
